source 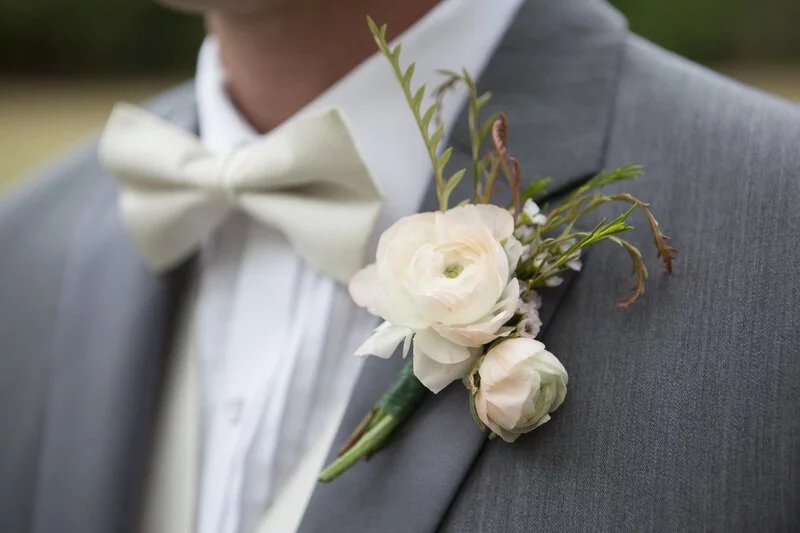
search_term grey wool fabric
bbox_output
[1,1,799,532]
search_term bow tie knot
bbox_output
[99,102,384,283]
[202,149,250,205]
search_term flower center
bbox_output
[443,263,464,279]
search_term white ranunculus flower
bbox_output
[348,204,521,393]
[473,338,567,443]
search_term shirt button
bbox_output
[225,398,244,425]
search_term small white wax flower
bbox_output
[559,239,583,272]
[474,338,568,443]
[545,276,563,287]
[516,312,542,339]
[522,199,547,226]
[528,290,543,310]
[516,290,543,339]
[514,224,534,241]
[519,243,532,261]
[517,289,543,313]
[532,252,549,269]
[567,258,583,272]
[349,204,522,393]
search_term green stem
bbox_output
[318,415,398,483]
[367,409,388,430]
[467,79,481,202]
[317,359,429,483]
[336,406,377,457]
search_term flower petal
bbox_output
[433,278,520,347]
[531,350,569,386]
[348,263,380,313]
[413,340,476,393]
[493,426,523,443]
[353,321,412,358]
[484,338,547,371]
[370,284,430,330]
[444,204,514,241]
[414,328,473,364]
[504,237,523,275]
[484,370,538,430]
[432,322,500,348]
[371,212,436,330]
[475,390,522,443]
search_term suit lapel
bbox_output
[299,1,628,532]
[32,85,198,533]
[139,280,200,533]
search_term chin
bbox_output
[154,0,288,12]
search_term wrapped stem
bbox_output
[318,359,428,482]
[318,416,398,483]
[377,358,428,420]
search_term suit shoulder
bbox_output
[608,35,800,177]
[0,81,197,256]
[0,81,192,531]
[0,140,99,268]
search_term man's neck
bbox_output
[206,0,439,134]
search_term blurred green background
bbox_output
[1,0,798,187]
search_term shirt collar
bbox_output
[195,0,524,219]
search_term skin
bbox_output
[154,0,439,132]
[155,0,292,13]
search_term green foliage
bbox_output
[610,0,800,62]
[519,178,552,204]
[0,1,798,74]
[0,0,203,74]
[368,17,465,211]
[435,69,497,202]
[518,168,678,307]
[583,164,643,191]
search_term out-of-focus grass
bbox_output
[0,77,184,190]
[1,65,798,190]
[715,62,800,102]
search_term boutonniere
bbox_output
[318,18,678,482]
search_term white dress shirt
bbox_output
[187,1,524,532]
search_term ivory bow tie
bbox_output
[99,102,383,283]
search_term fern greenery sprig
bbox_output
[368,17,465,211]
[434,69,497,203]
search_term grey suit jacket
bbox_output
[2,1,799,532]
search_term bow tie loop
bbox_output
[100,102,384,284]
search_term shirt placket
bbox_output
[213,226,301,533]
